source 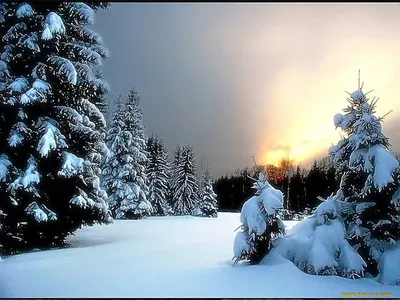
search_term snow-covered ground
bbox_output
[0,213,399,298]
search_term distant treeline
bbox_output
[214,152,400,213]
[214,157,339,213]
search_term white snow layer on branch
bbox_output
[350,145,399,191]
[70,194,95,209]
[378,244,400,285]
[8,77,29,93]
[81,98,107,128]
[9,156,40,193]
[47,56,77,85]
[25,202,57,223]
[350,90,366,103]
[58,152,84,178]
[20,79,51,105]
[36,119,68,157]
[42,12,66,40]
[8,122,30,147]
[25,202,48,222]
[0,154,11,182]
[233,231,251,259]
[391,188,400,207]
[16,4,33,19]
[65,2,95,25]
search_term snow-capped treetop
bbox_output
[350,90,367,103]
[330,86,397,191]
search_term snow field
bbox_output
[0,213,399,298]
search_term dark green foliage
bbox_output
[0,2,111,254]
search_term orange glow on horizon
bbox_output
[255,37,400,169]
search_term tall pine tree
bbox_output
[0,2,112,254]
[167,145,181,209]
[329,77,400,276]
[170,144,198,215]
[102,88,152,219]
[146,135,171,216]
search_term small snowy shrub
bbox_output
[275,196,367,279]
[233,173,285,264]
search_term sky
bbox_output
[94,3,400,177]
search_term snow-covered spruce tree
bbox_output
[170,144,199,215]
[275,196,367,278]
[167,145,181,209]
[194,165,218,218]
[101,93,125,213]
[102,89,152,219]
[0,2,113,254]
[329,80,400,277]
[146,135,171,216]
[233,173,285,265]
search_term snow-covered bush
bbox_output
[329,80,400,277]
[275,196,367,278]
[233,173,285,264]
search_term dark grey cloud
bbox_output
[93,3,400,177]
[94,3,274,176]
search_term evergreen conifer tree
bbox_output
[194,165,218,217]
[102,88,152,219]
[167,145,181,209]
[0,2,112,254]
[146,135,171,216]
[233,172,285,264]
[170,144,198,215]
[329,77,400,276]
